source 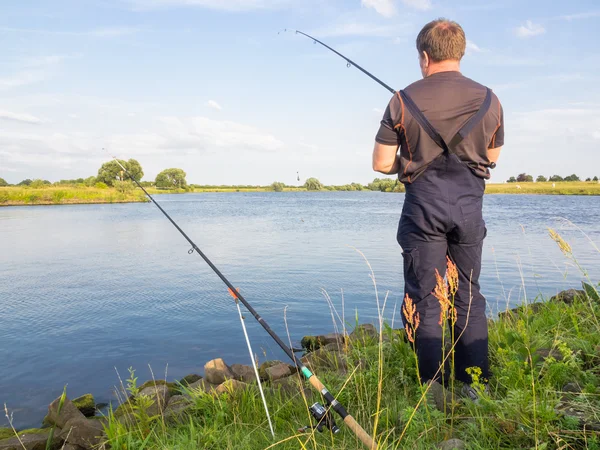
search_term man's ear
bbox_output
[421,51,430,68]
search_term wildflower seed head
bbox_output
[548,228,572,257]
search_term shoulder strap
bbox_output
[399,87,493,154]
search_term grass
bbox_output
[485,181,600,195]
[0,185,148,206]
[97,230,600,450]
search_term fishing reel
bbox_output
[298,402,340,435]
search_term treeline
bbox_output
[507,173,599,183]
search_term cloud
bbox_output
[401,0,431,11]
[127,0,289,12]
[465,40,486,55]
[361,0,396,18]
[87,27,140,38]
[515,20,545,38]
[0,26,140,38]
[0,110,44,124]
[313,22,398,38]
[0,54,70,90]
[558,10,600,21]
[206,100,223,111]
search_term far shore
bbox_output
[1,181,599,207]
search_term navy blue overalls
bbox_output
[398,88,492,385]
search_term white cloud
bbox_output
[401,0,431,11]
[466,40,485,55]
[558,10,600,21]
[373,108,384,114]
[515,20,545,38]
[206,100,223,111]
[361,0,396,18]
[0,110,44,124]
[127,0,289,11]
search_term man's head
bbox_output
[416,19,466,78]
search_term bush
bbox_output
[536,175,547,182]
[270,182,285,192]
[0,177,8,187]
[95,182,108,189]
[304,177,323,191]
[114,180,133,194]
[156,168,187,189]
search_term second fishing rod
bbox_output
[110,158,376,449]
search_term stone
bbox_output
[204,358,234,385]
[0,430,12,441]
[535,348,564,362]
[138,380,180,397]
[0,430,59,450]
[61,445,85,450]
[301,348,347,374]
[72,394,95,417]
[164,396,193,422]
[438,438,466,450]
[215,379,249,395]
[349,323,378,342]
[498,302,546,320]
[300,333,345,352]
[550,289,586,305]
[179,374,202,386]
[427,381,456,413]
[562,382,582,394]
[60,418,104,449]
[265,363,292,381]
[258,361,294,380]
[231,364,258,383]
[45,396,86,428]
[270,376,309,398]
[137,384,171,416]
[188,378,218,394]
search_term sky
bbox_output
[1,0,599,186]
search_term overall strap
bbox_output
[399,88,492,154]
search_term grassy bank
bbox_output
[485,181,600,195]
[0,186,147,206]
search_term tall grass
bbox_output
[485,181,600,195]
[0,186,147,206]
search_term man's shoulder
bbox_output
[403,72,489,94]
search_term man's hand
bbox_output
[487,146,502,165]
[372,142,400,174]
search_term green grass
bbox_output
[485,181,600,195]
[0,185,148,206]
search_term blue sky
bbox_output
[1,0,599,185]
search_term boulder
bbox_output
[349,324,378,342]
[204,358,234,385]
[45,397,86,428]
[231,364,258,383]
[215,379,248,395]
[270,376,309,398]
[137,384,171,416]
[550,289,586,305]
[535,348,564,362]
[300,333,345,352]
[138,380,179,397]
[179,374,202,387]
[188,378,218,395]
[438,438,466,450]
[60,418,104,449]
[426,381,456,413]
[0,430,58,450]
[164,396,193,423]
[72,394,95,417]
[498,302,546,320]
[301,348,347,374]
[264,363,292,381]
[562,382,582,394]
[258,361,291,380]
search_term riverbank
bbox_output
[2,284,599,450]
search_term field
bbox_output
[486,181,600,195]
[0,186,147,206]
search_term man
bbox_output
[372,19,503,398]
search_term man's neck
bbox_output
[425,60,461,77]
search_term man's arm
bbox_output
[487,146,502,164]
[372,142,400,174]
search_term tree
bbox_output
[536,175,547,182]
[368,178,398,192]
[97,159,143,186]
[17,179,32,186]
[586,178,591,182]
[507,176,517,183]
[84,176,96,187]
[30,179,50,188]
[304,177,323,191]
[594,176,599,182]
[270,181,285,192]
[155,168,187,189]
[517,173,533,182]
[0,178,8,187]
[564,174,580,182]
[549,175,563,182]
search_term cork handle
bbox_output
[307,376,376,449]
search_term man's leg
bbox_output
[400,239,448,383]
[447,238,488,384]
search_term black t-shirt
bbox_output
[375,71,504,182]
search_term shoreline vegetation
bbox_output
[1,181,600,207]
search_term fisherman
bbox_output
[372,19,503,399]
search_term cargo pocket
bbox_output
[402,248,421,286]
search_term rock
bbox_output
[300,333,345,352]
[215,379,249,395]
[60,418,104,449]
[427,381,456,413]
[535,348,564,362]
[72,394,95,417]
[188,378,218,394]
[550,289,586,305]
[301,348,347,374]
[258,361,294,380]
[137,384,171,416]
[45,396,86,428]
[265,363,292,381]
[0,429,59,450]
[349,324,378,342]
[204,358,234,385]
[498,302,546,320]
[438,438,466,450]
[231,364,258,383]
[179,374,202,386]
[562,382,582,394]
[164,396,193,422]
[117,412,137,427]
[555,401,600,431]
[138,380,180,397]
[61,445,86,450]
[270,376,310,398]
[0,429,12,441]
[95,403,109,411]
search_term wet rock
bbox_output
[216,379,248,395]
[536,348,564,362]
[550,289,586,305]
[0,429,60,450]
[204,358,234,385]
[231,364,258,383]
[45,396,86,428]
[72,394,95,417]
[438,438,466,450]
[164,396,193,422]
[349,324,378,342]
[300,333,345,352]
[137,384,171,416]
[60,418,104,448]
[301,348,347,374]
[179,374,202,387]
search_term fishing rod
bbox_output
[108,156,376,449]
[293,30,395,94]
